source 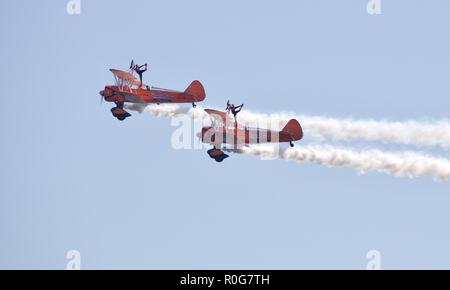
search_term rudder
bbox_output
[281,119,303,141]
[185,80,206,102]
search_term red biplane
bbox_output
[200,109,303,162]
[99,69,206,120]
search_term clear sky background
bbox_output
[1,0,450,269]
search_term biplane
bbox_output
[199,109,303,162]
[99,69,206,120]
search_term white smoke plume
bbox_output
[238,112,450,149]
[126,104,450,150]
[230,145,450,180]
[125,104,450,180]
[125,104,206,119]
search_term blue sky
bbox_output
[1,0,450,269]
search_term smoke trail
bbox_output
[126,104,450,149]
[237,111,450,149]
[235,110,450,149]
[125,104,207,119]
[226,145,450,180]
[124,103,183,117]
[124,104,450,180]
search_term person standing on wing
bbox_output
[226,100,244,120]
[133,62,148,88]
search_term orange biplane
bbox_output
[99,69,206,120]
[200,109,303,162]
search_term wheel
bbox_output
[290,142,294,148]
[214,154,229,163]
[192,103,197,108]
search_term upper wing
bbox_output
[110,69,142,87]
[204,109,235,126]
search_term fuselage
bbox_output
[201,126,300,148]
[101,85,200,104]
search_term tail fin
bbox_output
[281,119,303,141]
[185,80,206,102]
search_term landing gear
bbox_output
[214,155,228,162]
[290,141,294,148]
[207,148,229,163]
[111,106,131,121]
[192,103,197,108]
